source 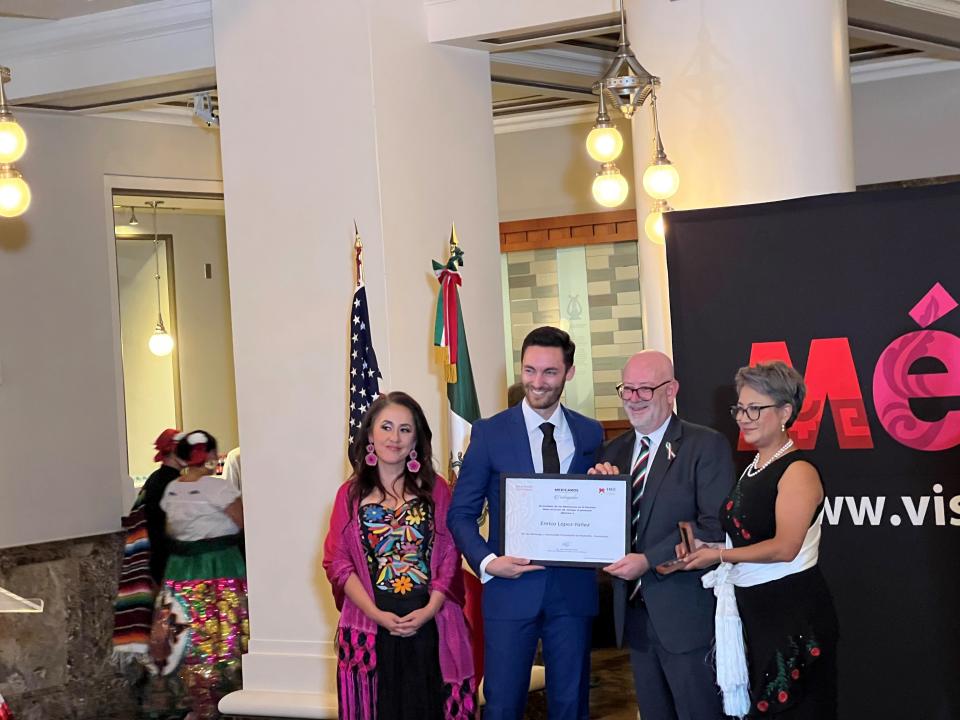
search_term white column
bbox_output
[626,0,855,354]
[211,1,503,716]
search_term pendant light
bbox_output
[147,201,175,357]
[0,66,30,218]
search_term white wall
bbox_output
[212,0,504,708]
[495,119,636,221]
[491,68,960,228]
[852,68,960,185]
[0,111,222,549]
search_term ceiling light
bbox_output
[594,1,657,120]
[0,66,29,218]
[593,163,630,208]
[0,165,30,218]
[128,206,139,226]
[585,90,623,163]
[641,88,680,200]
[147,201,175,357]
[0,68,26,165]
[644,200,672,245]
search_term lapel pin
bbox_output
[665,441,676,462]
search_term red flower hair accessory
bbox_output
[153,428,183,462]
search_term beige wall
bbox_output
[0,111,221,549]
[165,213,238,453]
[115,237,178,483]
[495,119,636,221]
[852,68,960,185]
[115,212,238,485]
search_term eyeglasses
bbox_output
[729,404,780,421]
[616,379,672,401]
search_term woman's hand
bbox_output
[372,609,406,634]
[392,606,436,637]
[681,547,723,571]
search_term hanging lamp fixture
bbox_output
[0,66,31,218]
[586,2,680,242]
[147,200,175,357]
[128,206,140,226]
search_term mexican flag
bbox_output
[432,226,481,478]
[432,226,485,681]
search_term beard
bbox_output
[523,380,565,410]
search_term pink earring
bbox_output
[365,443,378,467]
[406,449,421,474]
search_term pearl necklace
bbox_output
[745,438,794,477]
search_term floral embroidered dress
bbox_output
[721,452,839,718]
[359,498,443,719]
[324,478,476,720]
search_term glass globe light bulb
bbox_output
[149,329,175,357]
[586,125,623,163]
[645,208,667,245]
[642,161,680,200]
[0,172,31,217]
[592,167,630,208]
[0,118,27,164]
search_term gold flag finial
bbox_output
[449,222,459,254]
[353,220,364,286]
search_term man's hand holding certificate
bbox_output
[499,473,631,567]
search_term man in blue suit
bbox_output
[449,326,603,720]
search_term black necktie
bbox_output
[540,422,560,473]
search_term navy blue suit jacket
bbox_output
[449,403,604,620]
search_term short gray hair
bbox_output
[735,361,806,428]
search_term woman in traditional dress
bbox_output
[682,362,839,718]
[323,391,476,720]
[144,430,248,720]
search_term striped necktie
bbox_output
[629,436,651,600]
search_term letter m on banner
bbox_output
[743,339,874,450]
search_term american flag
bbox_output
[348,226,382,443]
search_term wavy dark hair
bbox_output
[348,391,435,507]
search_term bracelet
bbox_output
[719,548,725,564]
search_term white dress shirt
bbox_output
[630,415,673,473]
[479,399,576,581]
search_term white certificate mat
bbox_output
[499,474,631,568]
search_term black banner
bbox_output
[667,182,960,719]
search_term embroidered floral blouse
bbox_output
[358,497,433,596]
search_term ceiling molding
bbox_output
[850,55,960,82]
[89,105,201,127]
[492,48,608,77]
[493,106,595,134]
[0,0,211,60]
[883,0,960,19]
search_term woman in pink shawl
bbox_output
[323,391,476,720]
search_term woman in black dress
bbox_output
[682,361,838,718]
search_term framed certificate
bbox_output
[498,473,631,568]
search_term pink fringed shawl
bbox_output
[323,476,475,720]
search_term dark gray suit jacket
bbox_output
[599,414,733,654]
